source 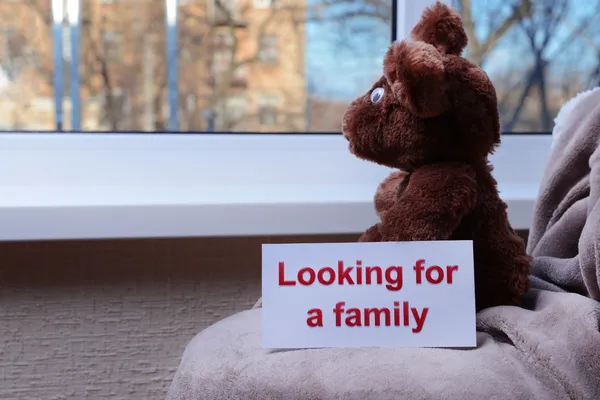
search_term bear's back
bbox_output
[453,167,531,310]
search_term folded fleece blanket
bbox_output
[528,87,600,300]
[167,89,600,400]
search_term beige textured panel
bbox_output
[0,281,259,399]
[0,234,359,399]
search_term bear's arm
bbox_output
[358,171,408,242]
[379,163,478,241]
[374,170,408,218]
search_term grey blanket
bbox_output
[527,88,600,301]
[167,89,600,400]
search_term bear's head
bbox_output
[342,1,500,171]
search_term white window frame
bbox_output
[0,0,552,241]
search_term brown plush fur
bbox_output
[342,1,531,311]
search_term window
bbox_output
[450,0,600,132]
[1,0,594,133]
[62,25,71,61]
[101,31,120,61]
[253,0,273,9]
[0,25,36,80]
[213,0,240,22]
[258,34,278,64]
[211,50,231,75]
[258,94,278,125]
[99,88,130,130]
[214,33,234,48]
[0,0,393,133]
[210,32,247,87]
[1,0,559,241]
[216,94,248,129]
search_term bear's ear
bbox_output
[383,40,449,118]
[410,1,467,56]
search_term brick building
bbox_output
[0,0,307,132]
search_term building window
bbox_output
[224,94,248,123]
[213,33,234,48]
[61,25,71,61]
[258,34,277,64]
[258,94,278,126]
[211,33,235,76]
[253,0,273,8]
[231,64,247,84]
[213,94,248,129]
[100,88,129,130]
[210,31,246,87]
[211,50,231,75]
[214,0,240,21]
[1,26,21,79]
[102,31,120,61]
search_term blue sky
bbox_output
[305,0,390,99]
[305,0,600,101]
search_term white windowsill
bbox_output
[0,133,551,241]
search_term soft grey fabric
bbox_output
[167,89,600,400]
[527,87,600,301]
[167,289,599,400]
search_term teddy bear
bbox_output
[341,1,531,311]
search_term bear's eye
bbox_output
[370,87,384,104]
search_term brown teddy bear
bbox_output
[342,1,531,311]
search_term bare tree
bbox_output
[504,0,600,131]
[559,10,600,88]
[458,0,532,67]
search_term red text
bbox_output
[413,259,459,285]
[278,260,403,291]
[333,301,429,333]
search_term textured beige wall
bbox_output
[0,234,359,399]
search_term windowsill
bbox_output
[0,133,552,241]
[1,183,539,241]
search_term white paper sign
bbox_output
[261,240,476,349]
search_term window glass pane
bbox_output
[453,0,600,133]
[80,0,167,131]
[177,0,392,132]
[0,1,54,130]
[5,1,600,134]
[0,0,391,132]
